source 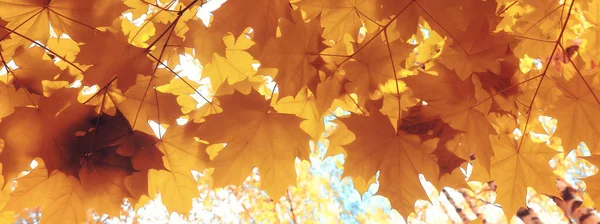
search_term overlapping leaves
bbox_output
[0,0,599,222]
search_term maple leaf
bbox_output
[0,104,95,181]
[36,104,99,173]
[0,105,143,217]
[376,79,419,130]
[0,155,12,221]
[401,113,468,176]
[332,111,439,216]
[544,65,600,152]
[342,34,413,100]
[476,55,521,115]
[439,17,515,80]
[75,30,154,91]
[436,0,516,80]
[11,46,64,95]
[403,64,497,171]
[0,82,31,119]
[0,0,599,219]
[273,89,324,140]
[79,162,131,217]
[313,72,345,116]
[147,169,199,214]
[203,33,259,91]
[197,90,311,197]
[151,123,208,214]
[580,1,600,62]
[108,77,182,137]
[260,9,327,98]
[294,0,401,41]
[488,114,558,216]
[583,154,600,205]
[74,111,163,204]
[209,0,293,47]
[183,19,226,64]
[5,161,86,223]
[397,105,468,176]
[0,0,126,50]
[383,0,475,43]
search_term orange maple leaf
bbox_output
[332,111,439,216]
[260,9,327,98]
[197,90,311,197]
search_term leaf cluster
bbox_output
[0,0,600,222]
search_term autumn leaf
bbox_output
[183,19,226,64]
[110,76,182,137]
[260,9,327,98]
[342,33,413,100]
[11,46,64,95]
[438,0,515,80]
[403,64,497,171]
[273,89,324,140]
[488,114,558,216]
[197,90,311,197]
[203,33,259,91]
[545,64,600,152]
[209,0,293,46]
[294,0,400,41]
[332,111,439,216]
[151,123,208,214]
[0,0,126,51]
[79,162,131,217]
[0,105,95,181]
[0,82,31,119]
[1,0,600,221]
[5,160,86,224]
[147,168,199,214]
[75,30,155,91]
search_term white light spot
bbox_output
[148,120,168,139]
[70,80,82,88]
[192,77,213,109]
[512,128,523,140]
[251,62,261,71]
[264,76,278,94]
[174,53,202,81]
[533,58,543,70]
[195,0,226,26]
[81,85,99,96]
[461,162,473,180]
[29,160,38,169]
[176,117,189,125]
[122,12,148,27]
[245,28,254,39]
[0,60,18,78]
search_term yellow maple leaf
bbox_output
[260,9,327,98]
[332,111,439,216]
[342,34,413,100]
[151,124,208,213]
[209,0,293,46]
[489,115,558,216]
[438,2,515,80]
[273,89,324,140]
[203,33,259,91]
[0,0,126,52]
[197,90,311,197]
[545,65,600,151]
[5,160,85,223]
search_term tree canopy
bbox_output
[0,0,600,223]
